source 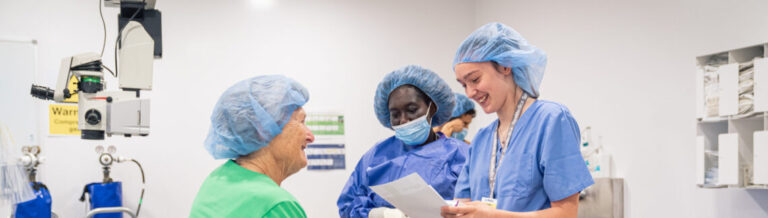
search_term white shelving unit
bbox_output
[696,43,768,189]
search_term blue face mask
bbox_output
[452,128,468,141]
[393,103,433,146]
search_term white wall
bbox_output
[0,0,474,217]
[4,0,768,217]
[473,0,768,217]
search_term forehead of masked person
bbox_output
[388,85,437,127]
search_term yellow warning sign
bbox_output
[63,75,78,103]
[49,104,79,135]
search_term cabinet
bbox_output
[696,43,768,189]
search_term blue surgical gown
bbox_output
[337,133,468,217]
[454,100,594,212]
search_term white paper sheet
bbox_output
[370,173,450,218]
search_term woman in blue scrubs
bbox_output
[441,23,594,217]
[338,65,469,218]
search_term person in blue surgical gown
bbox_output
[441,22,594,217]
[337,65,469,218]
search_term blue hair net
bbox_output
[205,75,309,159]
[453,22,547,97]
[451,93,475,118]
[375,65,455,129]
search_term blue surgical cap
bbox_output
[451,93,475,118]
[375,65,455,129]
[453,22,547,97]
[204,75,309,159]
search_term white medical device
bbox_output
[30,0,162,140]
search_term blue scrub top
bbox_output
[337,133,469,218]
[454,100,593,212]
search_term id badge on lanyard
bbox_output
[481,197,498,208]
[486,93,527,208]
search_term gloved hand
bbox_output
[447,119,466,130]
[369,207,407,218]
[440,119,466,136]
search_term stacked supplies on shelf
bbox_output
[703,53,728,117]
[703,66,720,117]
[738,60,755,114]
[704,149,719,185]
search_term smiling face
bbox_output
[269,107,315,176]
[455,61,516,114]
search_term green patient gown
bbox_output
[190,160,307,218]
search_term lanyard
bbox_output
[488,93,528,199]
